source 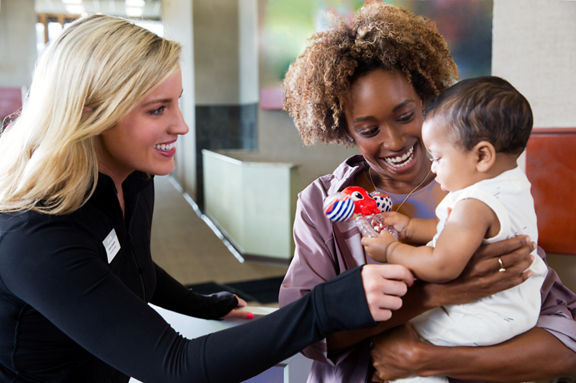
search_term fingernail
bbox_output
[246,313,254,319]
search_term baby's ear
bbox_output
[474,141,496,172]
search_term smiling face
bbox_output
[96,68,188,186]
[344,69,431,193]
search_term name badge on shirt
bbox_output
[103,229,121,264]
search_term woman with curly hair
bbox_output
[279,3,576,382]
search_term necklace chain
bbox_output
[367,167,432,212]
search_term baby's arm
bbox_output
[362,212,437,263]
[365,199,498,283]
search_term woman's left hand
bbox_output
[221,296,254,320]
[371,326,576,382]
[370,323,425,381]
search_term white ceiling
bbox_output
[35,0,162,20]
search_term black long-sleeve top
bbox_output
[0,172,376,382]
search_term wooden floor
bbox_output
[150,175,288,288]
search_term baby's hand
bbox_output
[381,212,411,240]
[362,230,397,263]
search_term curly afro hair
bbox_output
[283,2,459,146]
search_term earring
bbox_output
[348,136,355,143]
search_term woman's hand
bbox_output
[361,264,415,322]
[221,296,254,320]
[370,323,426,381]
[422,235,534,308]
[371,326,576,382]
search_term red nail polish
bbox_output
[246,313,254,319]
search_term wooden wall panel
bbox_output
[526,128,576,255]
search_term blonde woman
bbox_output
[0,15,415,382]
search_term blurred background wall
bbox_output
[1,0,574,286]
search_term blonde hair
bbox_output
[0,14,181,214]
[283,2,458,145]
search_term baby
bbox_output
[362,76,548,383]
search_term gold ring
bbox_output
[498,257,506,272]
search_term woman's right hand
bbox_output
[361,264,415,321]
[423,235,535,308]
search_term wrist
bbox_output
[418,281,444,309]
[410,340,443,377]
[403,218,414,239]
[385,241,401,261]
[387,330,436,376]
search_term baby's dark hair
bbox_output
[283,2,458,145]
[424,76,533,155]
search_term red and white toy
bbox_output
[323,186,394,238]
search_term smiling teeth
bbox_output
[154,143,175,151]
[384,145,414,168]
